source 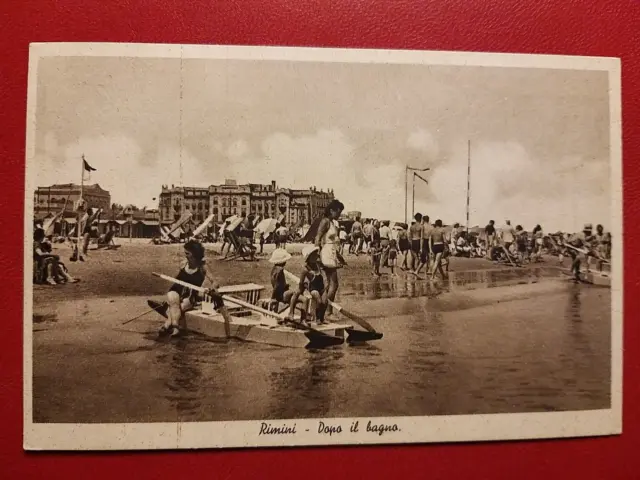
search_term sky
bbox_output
[31,54,612,232]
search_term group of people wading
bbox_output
[343,213,451,280]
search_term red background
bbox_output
[1,1,638,478]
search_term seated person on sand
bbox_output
[34,228,78,285]
[97,223,116,247]
[290,246,328,325]
[268,249,309,323]
[154,240,232,337]
[455,234,472,256]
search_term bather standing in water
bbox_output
[429,219,449,280]
[315,199,346,319]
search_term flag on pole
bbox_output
[82,157,97,183]
[83,159,97,172]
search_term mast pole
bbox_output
[404,165,408,224]
[466,140,471,234]
[77,155,85,257]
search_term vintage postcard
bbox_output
[24,43,622,450]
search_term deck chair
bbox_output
[96,230,120,250]
[224,230,256,261]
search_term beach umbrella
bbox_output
[299,224,311,238]
[390,222,408,230]
[255,218,278,234]
[225,216,244,232]
[303,215,323,243]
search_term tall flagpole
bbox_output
[404,166,408,224]
[466,140,471,234]
[76,154,85,257]
[412,172,416,219]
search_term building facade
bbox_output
[159,180,335,226]
[34,183,111,218]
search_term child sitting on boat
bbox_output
[268,249,309,324]
[290,245,328,324]
[155,239,231,337]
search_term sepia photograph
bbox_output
[23,43,622,450]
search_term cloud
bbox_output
[33,130,610,232]
[32,132,215,208]
[407,129,438,158]
[416,139,610,232]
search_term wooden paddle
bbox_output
[564,243,610,264]
[283,269,377,333]
[151,272,334,338]
[121,303,166,325]
[500,245,518,267]
[152,272,231,337]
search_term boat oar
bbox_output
[152,272,231,337]
[151,272,334,339]
[283,270,378,334]
[564,243,610,264]
[122,303,166,325]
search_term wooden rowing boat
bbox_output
[149,275,382,348]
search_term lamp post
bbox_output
[405,166,430,224]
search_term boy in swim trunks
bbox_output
[290,245,328,324]
[387,239,398,277]
[268,249,308,323]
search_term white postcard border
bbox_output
[23,42,623,451]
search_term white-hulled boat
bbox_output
[561,268,612,287]
[149,275,383,348]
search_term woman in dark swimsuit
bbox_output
[158,240,230,337]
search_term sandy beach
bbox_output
[29,240,611,423]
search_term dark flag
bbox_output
[83,159,97,172]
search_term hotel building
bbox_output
[158,179,335,226]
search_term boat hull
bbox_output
[582,271,612,287]
[184,309,347,348]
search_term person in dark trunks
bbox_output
[350,216,364,255]
[429,219,449,280]
[369,220,382,277]
[156,240,231,337]
[362,219,373,253]
[515,225,528,264]
[290,245,328,324]
[397,226,410,270]
[484,220,496,260]
[408,213,423,271]
[387,239,399,277]
[566,223,597,281]
[413,215,433,276]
